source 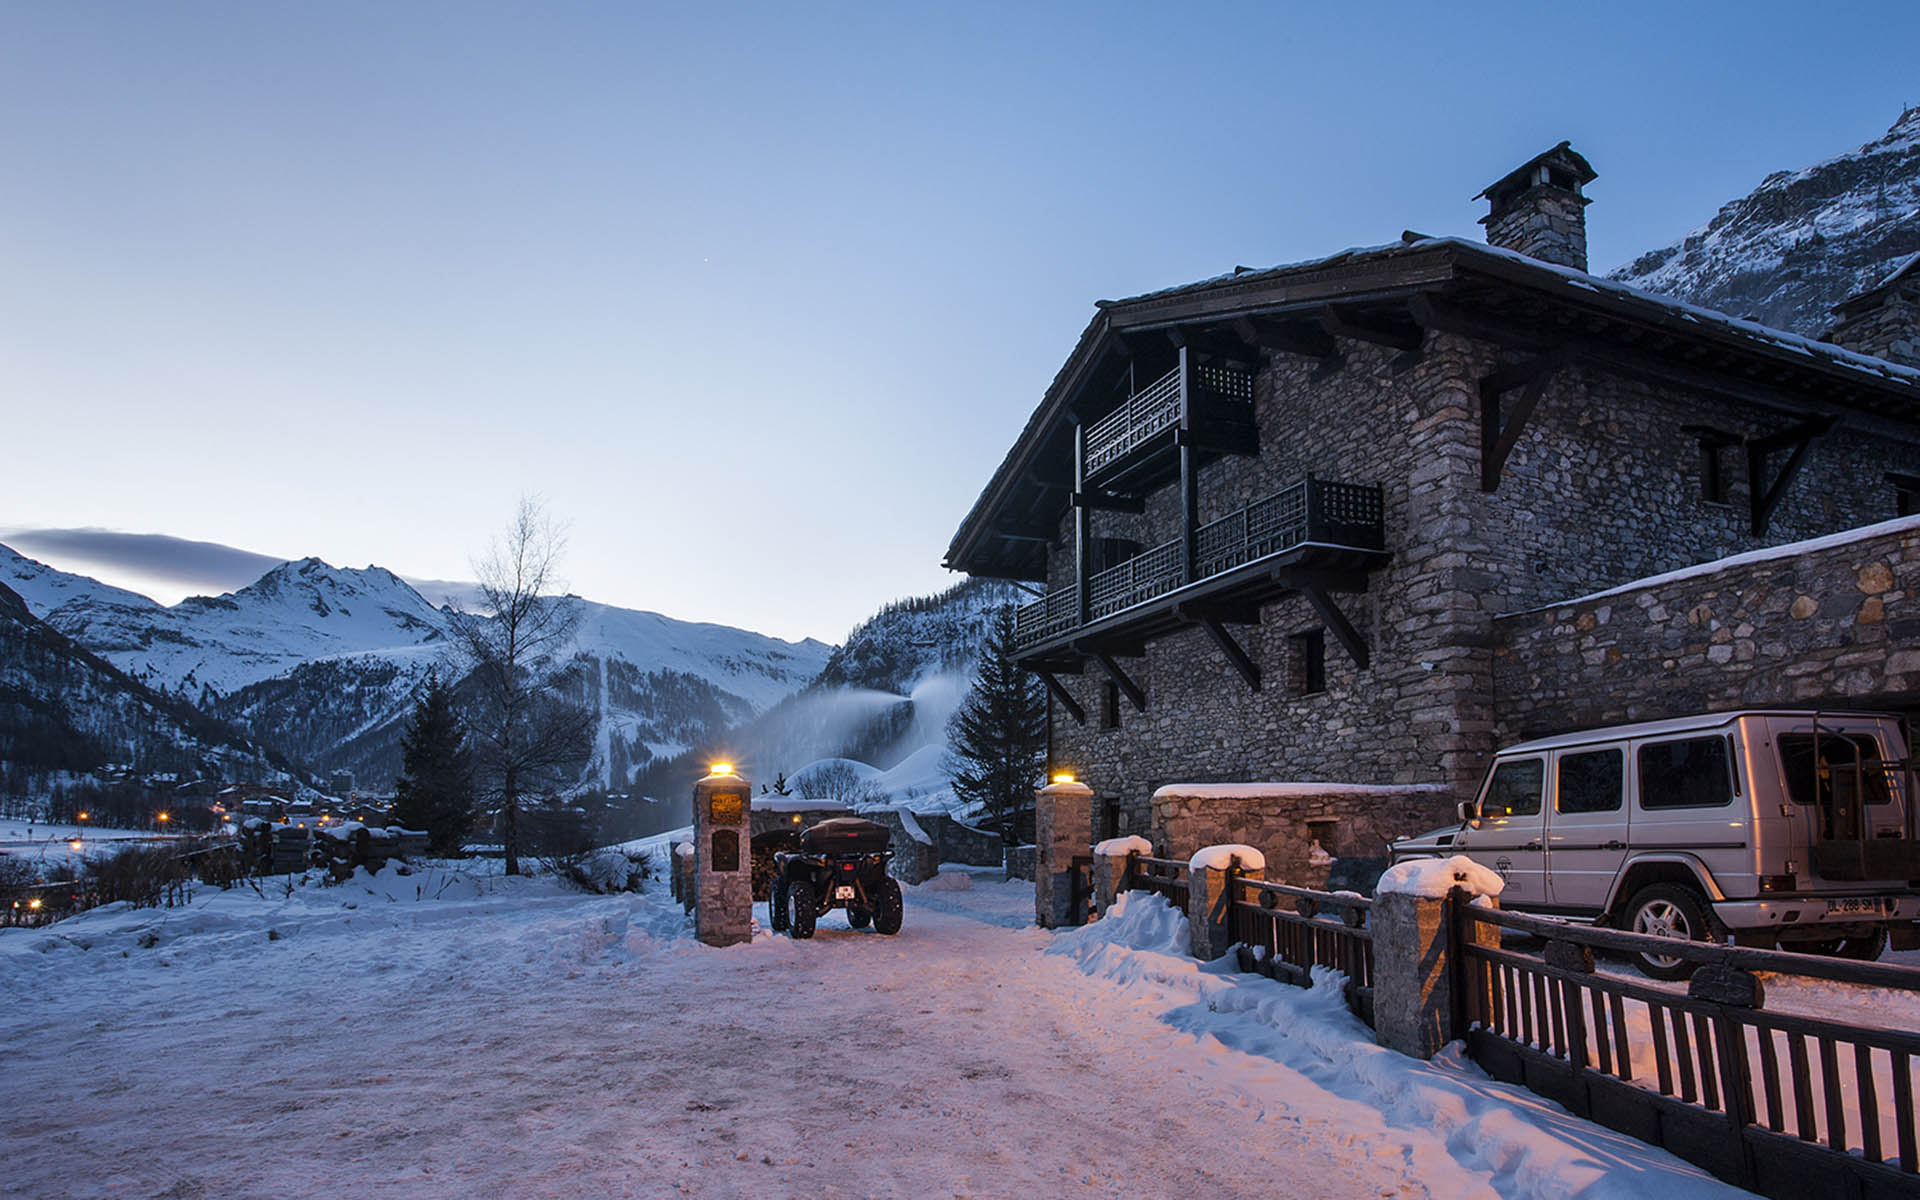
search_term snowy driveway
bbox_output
[0,867,1743,1199]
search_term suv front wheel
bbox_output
[1624,884,1712,981]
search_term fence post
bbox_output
[1372,885,1498,1060]
[1092,837,1149,917]
[1188,846,1266,961]
[1035,779,1094,928]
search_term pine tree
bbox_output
[947,604,1047,851]
[390,671,476,854]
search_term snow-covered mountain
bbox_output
[0,580,283,787]
[1611,107,1920,335]
[0,545,831,795]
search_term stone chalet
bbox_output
[943,142,1920,890]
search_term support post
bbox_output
[1092,836,1149,917]
[1178,343,1197,586]
[1370,887,1500,1059]
[1188,848,1265,962]
[692,769,752,946]
[1034,779,1094,929]
[1073,421,1092,627]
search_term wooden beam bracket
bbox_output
[1093,652,1147,713]
[1232,315,1340,361]
[1747,415,1837,535]
[1479,346,1573,492]
[1302,586,1370,671]
[1201,619,1262,692]
[1320,304,1424,353]
[1032,670,1086,726]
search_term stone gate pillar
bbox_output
[693,766,752,947]
[1034,777,1093,928]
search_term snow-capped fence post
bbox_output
[1370,857,1504,1060]
[1034,778,1094,928]
[1187,845,1265,961]
[1091,836,1150,917]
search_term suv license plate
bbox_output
[1826,896,1891,915]
[834,886,856,901]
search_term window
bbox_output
[1639,736,1737,810]
[1482,758,1544,818]
[1292,629,1326,695]
[1683,425,1738,505]
[1558,748,1624,813]
[1778,732,1892,808]
[1888,471,1920,517]
[1101,680,1121,730]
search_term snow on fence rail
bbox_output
[1121,854,1189,912]
[1455,901,1920,1198]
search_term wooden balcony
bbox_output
[1013,476,1386,655]
[1082,361,1256,491]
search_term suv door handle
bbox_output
[1602,840,1626,851]
[1521,840,1543,852]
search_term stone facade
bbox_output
[1493,517,1920,739]
[1477,143,1596,273]
[1829,278,1920,369]
[1050,328,1920,844]
[1150,784,1455,892]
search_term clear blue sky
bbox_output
[2,1,1915,643]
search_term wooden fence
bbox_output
[1123,854,1190,913]
[1454,902,1920,1199]
[1228,876,1375,1027]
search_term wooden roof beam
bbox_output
[1320,304,1424,353]
[1233,316,1339,360]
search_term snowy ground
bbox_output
[0,865,1748,1199]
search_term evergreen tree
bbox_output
[390,671,476,854]
[947,604,1047,851]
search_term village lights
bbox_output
[27,898,41,911]
[68,839,83,851]
[156,812,169,824]
[76,812,88,821]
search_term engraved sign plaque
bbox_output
[709,791,744,824]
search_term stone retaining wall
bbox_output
[1492,516,1920,740]
[1150,783,1455,892]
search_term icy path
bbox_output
[0,867,1743,1199]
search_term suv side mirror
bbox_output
[1456,799,1479,826]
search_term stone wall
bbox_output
[1492,516,1920,739]
[915,813,1003,866]
[1150,783,1456,892]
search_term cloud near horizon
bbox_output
[0,527,480,609]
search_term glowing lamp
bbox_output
[28,898,42,911]
[156,812,170,823]
[709,762,736,777]
[68,839,83,851]
[1051,772,1077,785]
[77,812,88,821]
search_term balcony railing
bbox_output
[1082,362,1256,480]
[1085,367,1182,475]
[1012,476,1384,650]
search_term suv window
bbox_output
[1483,758,1544,818]
[1639,736,1735,810]
[1779,732,1893,808]
[1558,748,1623,813]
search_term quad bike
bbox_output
[769,817,903,939]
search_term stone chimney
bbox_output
[1477,141,1597,273]
[1825,255,1920,369]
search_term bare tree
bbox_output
[451,498,594,875]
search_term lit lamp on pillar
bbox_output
[1035,770,1094,929]
[692,763,753,947]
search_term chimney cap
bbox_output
[1476,140,1598,207]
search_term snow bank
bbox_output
[1376,855,1505,899]
[915,870,974,892]
[1047,893,1739,1200]
[1093,835,1152,858]
[1189,844,1265,873]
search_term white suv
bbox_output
[1390,710,1920,977]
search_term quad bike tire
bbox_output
[847,906,872,929]
[788,879,817,940]
[770,877,789,933]
[872,876,903,936]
